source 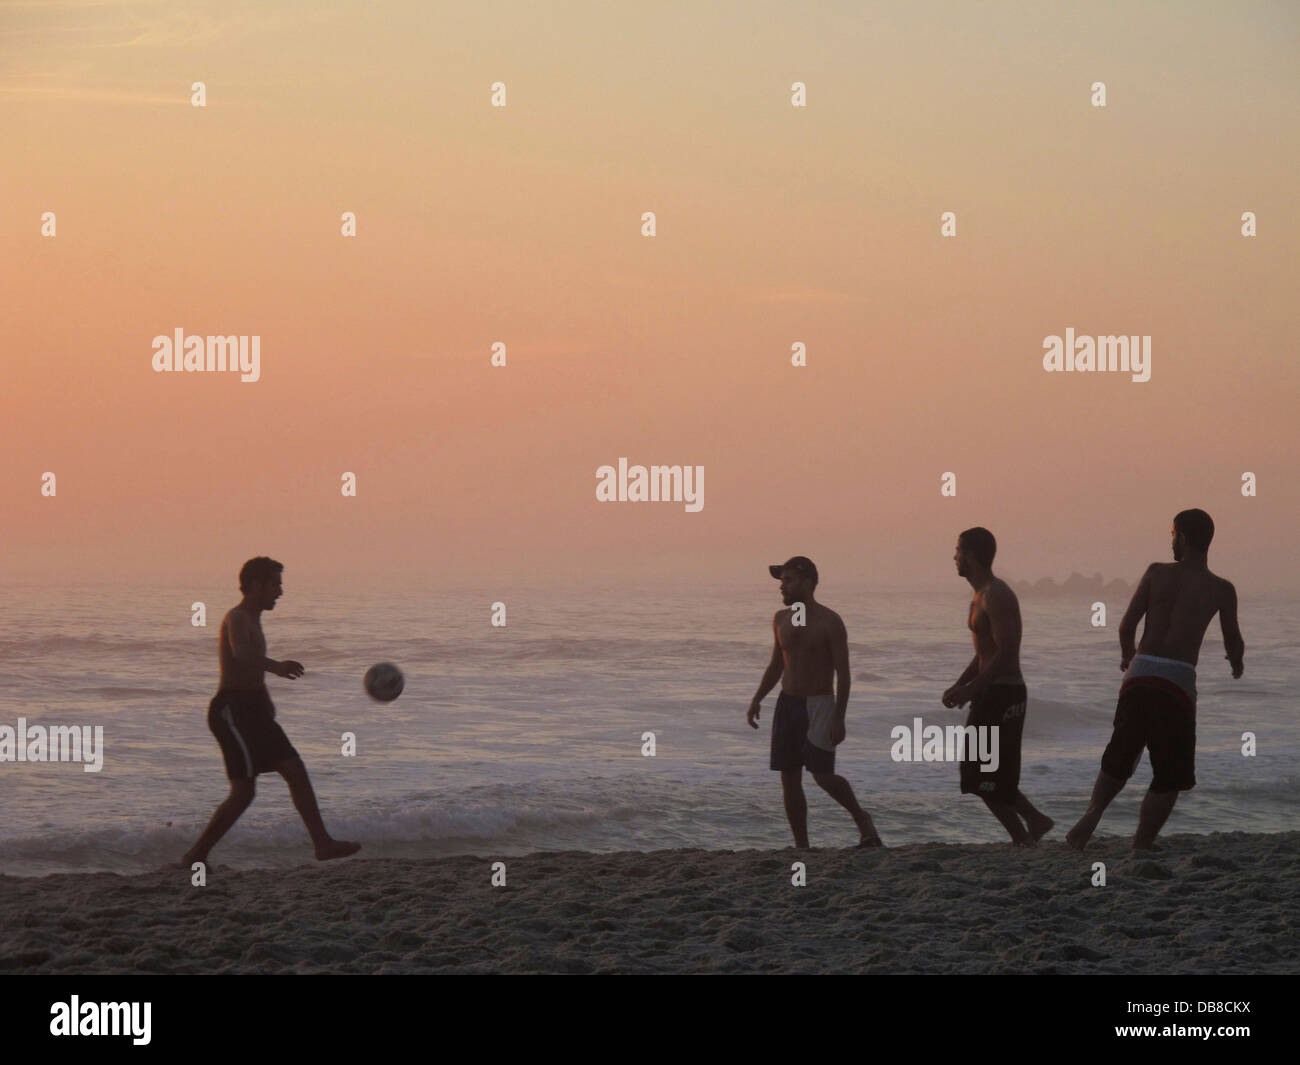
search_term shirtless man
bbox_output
[1067,510,1244,851]
[747,556,882,849]
[942,527,1054,845]
[181,557,360,866]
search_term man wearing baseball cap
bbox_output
[747,557,883,848]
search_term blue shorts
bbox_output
[769,691,836,774]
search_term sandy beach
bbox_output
[1,831,1295,974]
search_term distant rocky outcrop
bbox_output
[1007,572,1132,598]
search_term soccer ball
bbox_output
[364,662,404,702]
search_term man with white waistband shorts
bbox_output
[1067,510,1245,852]
[747,557,883,849]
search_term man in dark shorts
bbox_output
[181,557,360,866]
[1068,510,1244,851]
[942,528,1054,845]
[747,557,882,849]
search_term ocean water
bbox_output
[0,580,1295,876]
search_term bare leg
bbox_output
[980,795,1030,844]
[276,757,361,860]
[181,778,255,864]
[1133,787,1178,850]
[812,772,881,844]
[780,769,810,849]
[1067,769,1127,850]
[1015,791,1054,841]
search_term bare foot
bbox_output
[1132,839,1162,853]
[1066,818,1096,851]
[315,839,362,861]
[1028,814,1054,842]
[854,812,881,844]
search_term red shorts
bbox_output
[1100,677,1196,792]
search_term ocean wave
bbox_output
[0,635,188,656]
[1021,696,1113,736]
[0,796,614,869]
[68,686,185,699]
[303,636,768,665]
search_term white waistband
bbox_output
[1133,653,1195,671]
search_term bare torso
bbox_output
[969,578,1022,677]
[1133,563,1232,666]
[219,606,267,690]
[776,602,841,696]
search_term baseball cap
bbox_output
[768,556,818,581]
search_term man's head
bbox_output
[239,556,284,610]
[954,527,996,579]
[1172,509,1214,560]
[769,556,818,606]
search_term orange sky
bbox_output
[3,1,1298,593]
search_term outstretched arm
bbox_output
[1118,564,1154,670]
[1219,581,1244,678]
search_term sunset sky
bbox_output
[4,1,1297,593]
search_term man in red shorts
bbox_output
[1067,510,1245,851]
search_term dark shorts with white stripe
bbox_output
[208,687,299,779]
